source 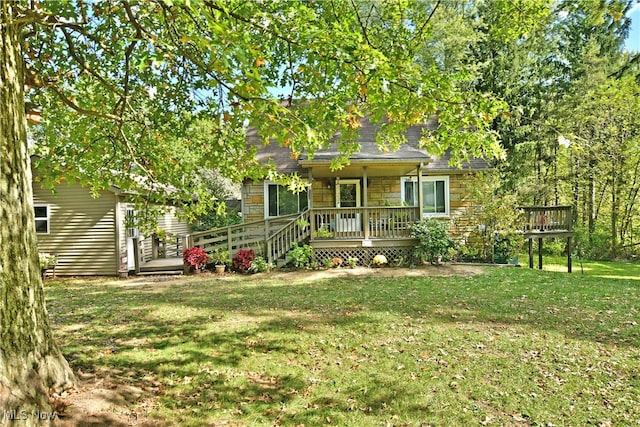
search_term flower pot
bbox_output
[215,264,226,275]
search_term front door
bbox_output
[125,207,139,270]
[336,179,361,208]
[335,179,361,233]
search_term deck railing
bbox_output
[520,206,572,233]
[310,206,420,240]
[184,213,302,258]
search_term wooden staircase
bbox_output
[184,210,311,265]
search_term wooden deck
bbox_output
[139,257,184,275]
[520,206,574,272]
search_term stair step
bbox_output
[137,270,184,276]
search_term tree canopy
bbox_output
[24,0,514,223]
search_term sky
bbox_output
[626,3,640,52]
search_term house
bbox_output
[25,110,190,276]
[232,117,490,265]
[32,166,190,276]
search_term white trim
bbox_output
[34,204,50,234]
[335,178,361,208]
[401,175,450,218]
[263,181,309,218]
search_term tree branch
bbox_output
[60,28,123,97]
[45,82,123,122]
[350,0,377,49]
[411,0,441,45]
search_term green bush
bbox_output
[249,255,272,273]
[541,238,566,256]
[493,231,523,264]
[410,218,457,264]
[286,243,314,269]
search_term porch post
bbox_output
[417,163,424,219]
[308,168,315,240]
[363,166,369,239]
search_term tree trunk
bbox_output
[611,166,618,258]
[587,160,596,240]
[1,4,75,424]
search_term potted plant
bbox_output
[39,253,57,279]
[208,247,230,274]
[183,247,208,273]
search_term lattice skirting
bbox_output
[313,246,414,267]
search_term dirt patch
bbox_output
[55,371,156,427]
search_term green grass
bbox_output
[46,267,640,426]
[522,252,640,279]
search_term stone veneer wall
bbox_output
[242,180,266,224]
[242,173,481,243]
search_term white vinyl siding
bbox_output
[32,179,119,276]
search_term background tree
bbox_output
[2,0,512,416]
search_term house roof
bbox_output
[247,116,490,175]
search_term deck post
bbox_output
[538,238,543,270]
[133,237,141,275]
[528,238,533,269]
[567,236,572,273]
[151,234,159,259]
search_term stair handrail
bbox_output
[183,213,303,259]
[265,210,311,265]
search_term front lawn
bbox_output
[47,267,640,426]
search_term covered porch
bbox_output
[301,160,427,265]
[309,206,419,241]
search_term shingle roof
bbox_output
[247,116,490,174]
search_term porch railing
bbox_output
[520,206,572,233]
[310,206,420,240]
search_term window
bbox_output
[401,176,449,217]
[264,183,309,217]
[125,207,139,238]
[34,205,49,234]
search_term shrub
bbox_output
[347,257,358,268]
[410,218,457,264]
[286,243,313,269]
[233,249,256,272]
[249,256,271,273]
[493,231,523,264]
[183,247,208,270]
[312,227,333,239]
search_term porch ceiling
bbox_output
[303,161,421,178]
